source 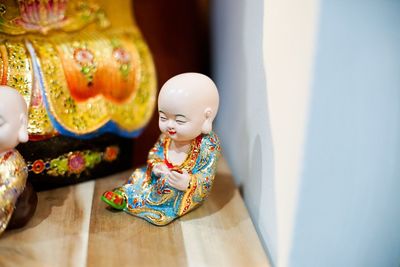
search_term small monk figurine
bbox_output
[102,73,221,225]
[0,86,37,234]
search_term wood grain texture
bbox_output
[0,160,270,267]
[180,160,269,267]
[0,181,95,267]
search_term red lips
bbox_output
[168,130,176,135]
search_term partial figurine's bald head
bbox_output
[0,86,28,114]
[158,73,219,141]
[0,86,29,152]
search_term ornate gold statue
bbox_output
[0,0,156,186]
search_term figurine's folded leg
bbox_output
[101,190,126,210]
[7,181,38,230]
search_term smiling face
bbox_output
[158,73,219,143]
[0,87,28,153]
[158,101,205,143]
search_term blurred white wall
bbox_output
[263,1,319,265]
[212,0,400,266]
[289,1,400,266]
[212,0,319,265]
[212,0,278,263]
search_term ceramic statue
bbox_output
[102,73,221,225]
[0,86,36,234]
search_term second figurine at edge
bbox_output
[0,86,37,235]
[101,73,221,226]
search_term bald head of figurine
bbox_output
[158,73,219,143]
[0,86,29,153]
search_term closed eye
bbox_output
[175,114,188,124]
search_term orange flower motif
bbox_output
[104,146,119,162]
[32,159,45,174]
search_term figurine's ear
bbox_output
[18,114,28,143]
[201,108,213,134]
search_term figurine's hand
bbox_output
[152,163,169,177]
[167,170,191,191]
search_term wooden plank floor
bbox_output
[0,159,270,267]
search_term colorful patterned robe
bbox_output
[118,132,221,225]
[0,150,27,234]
